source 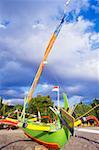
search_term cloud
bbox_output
[68,0,89,12]
[68,95,83,107]
[66,85,83,93]
[32,21,46,30]
[0,24,6,29]
[0,20,10,29]
[0,0,98,102]
[89,32,99,49]
[91,1,99,13]
[3,98,24,105]
[0,88,25,99]
[47,17,98,81]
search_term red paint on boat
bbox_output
[24,132,59,150]
[86,116,99,126]
[0,119,18,126]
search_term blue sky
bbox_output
[0,0,99,106]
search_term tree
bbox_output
[0,97,3,109]
[6,104,23,118]
[91,99,99,119]
[13,104,23,112]
[28,95,54,118]
[74,103,96,119]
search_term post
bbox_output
[57,86,60,111]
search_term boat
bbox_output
[0,0,75,149]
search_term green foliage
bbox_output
[0,97,23,117]
[2,105,14,117]
[13,104,23,111]
[74,99,99,119]
[28,95,54,118]
[0,95,98,122]
[0,95,54,122]
[0,104,9,116]
[0,97,3,109]
[7,105,23,118]
[91,99,99,119]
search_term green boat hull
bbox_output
[23,125,70,149]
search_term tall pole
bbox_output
[27,0,72,103]
[57,87,60,111]
[20,0,72,120]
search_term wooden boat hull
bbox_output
[0,118,70,149]
[23,125,70,149]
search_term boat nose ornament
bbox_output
[23,122,28,128]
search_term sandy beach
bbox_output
[0,128,99,150]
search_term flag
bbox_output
[52,86,59,92]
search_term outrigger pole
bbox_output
[27,0,72,103]
[75,104,99,121]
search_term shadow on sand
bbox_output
[75,135,99,145]
[0,139,32,150]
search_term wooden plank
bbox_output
[61,109,75,126]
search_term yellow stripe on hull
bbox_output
[27,123,51,131]
[28,118,37,122]
[74,120,82,127]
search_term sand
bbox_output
[0,128,99,150]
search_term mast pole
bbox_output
[27,0,72,103]
[57,86,60,111]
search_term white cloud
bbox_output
[3,98,24,105]
[66,85,83,93]
[34,83,53,95]
[4,89,16,95]
[0,24,6,29]
[32,23,46,30]
[68,95,83,107]
[1,15,98,97]
[0,0,98,100]
[46,17,98,81]
[65,0,90,14]
[3,99,12,105]
[42,83,49,90]
[90,33,99,42]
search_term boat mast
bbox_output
[27,0,71,103]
